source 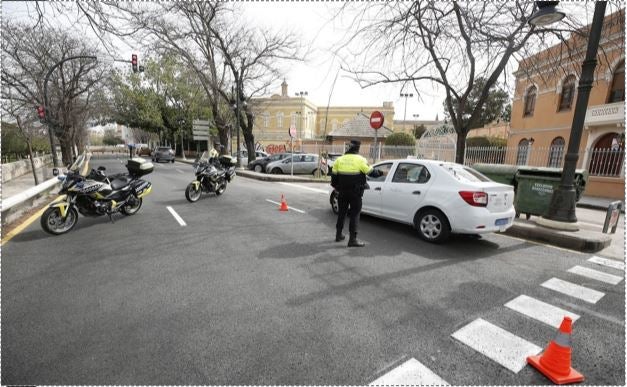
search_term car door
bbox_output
[293,155,306,173]
[362,162,394,216]
[303,155,317,173]
[380,162,434,222]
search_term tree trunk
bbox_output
[455,128,468,164]
[218,127,229,155]
[60,139,73,167]
[26,140,39,186]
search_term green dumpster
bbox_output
[471,164,520,187]
[514,167,588,219]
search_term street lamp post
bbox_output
[43,55,97,167]
[400,92,414,132]
[535,1,606,228]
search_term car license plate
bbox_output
[495,218,510,226]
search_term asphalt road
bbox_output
[2,157,624,385]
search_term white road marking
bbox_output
[541,278,605,304]
[265,199,305,213]
[176,168,185,174]
[166,206,187,226]
[369,358,449,386]
[451,318,542,373]
[588,256,625,271]
[279,182,330,194]
[568,265,623,285]
[504,295,580,328]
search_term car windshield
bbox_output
[442,164,492,183]
[68,151,91,177]
[158,147,170,152]
[269,154,283,161]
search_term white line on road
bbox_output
[541,277,605,304]
[279,182,329,194]
[568,265,623,285]
[588,256,625,271]
[504,294,580,328]
[369,358,449,386]
[451,318,542,373]
[265,199,306,213]
[166,206,187,226]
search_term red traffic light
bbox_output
[131,54,138,73]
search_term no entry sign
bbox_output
[370,111,384,130]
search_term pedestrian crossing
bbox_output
[369,254,624,384]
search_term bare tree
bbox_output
[337,1,613,163]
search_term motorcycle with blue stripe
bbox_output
[40,151,154,235]
[185,151,236,202]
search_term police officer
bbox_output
[331,139,382,247]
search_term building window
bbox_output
[332,119,338,131]
[516,138,530,165]
[608,60,624,103]
[263,113,270,128]
[547,137,565,168]
[558,76,576,111]
[523,86,537,116]
[291,113,297,128]
[277,113,284,129]
[589,132,624,177]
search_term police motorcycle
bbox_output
[185,150,236,202]
[40,151,154,235]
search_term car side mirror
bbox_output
[52,168,59,176]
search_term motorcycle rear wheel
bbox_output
[185,183,202,202]
[215,181,227,196]
[121,196,143,215]
[41,207,79,235]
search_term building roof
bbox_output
[328,113,394,138]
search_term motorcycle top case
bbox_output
[219,155,237,166]
[126,157,154,176]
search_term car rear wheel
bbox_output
[330,191,339,214]
[414,208,450,243]
[254,165,263,173]
[312,168,318,176]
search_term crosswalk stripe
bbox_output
[504,295,580,328]
[568,265,623,285]
[451,318,542,373]
[588,256,625,271]
[541,278,605,304]
[369,358,449,386]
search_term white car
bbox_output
[329,159,516,243]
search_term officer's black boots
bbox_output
[347,233,365,247]
[335,231,346,242]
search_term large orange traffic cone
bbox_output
[527,316,584,384]
[279,194,289,212]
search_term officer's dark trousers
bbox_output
[336,189,362,235]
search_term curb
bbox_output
[2,177,61,228]
[505,221,612,253]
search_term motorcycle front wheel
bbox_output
[41,206,79,235]
[185,183,202,202]
[121,196,143,215]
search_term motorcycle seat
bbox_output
[111,176,132,190]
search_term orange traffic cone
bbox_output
[279,194,289,212]
[527,316,584,384]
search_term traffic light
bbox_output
[36,105,45,123]
[131,54,138,73]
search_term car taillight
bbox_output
[459,191,488,207]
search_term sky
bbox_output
[1,1,609,123]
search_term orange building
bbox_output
[508,9,625,199]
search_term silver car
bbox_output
[152,147,175,163]
[266,153,320,175]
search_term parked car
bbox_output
[137,146,152,156]
[266,153,320,175]
[232,150,269,166]
[329,158,515,243]
[152,146,175,163]
[248,152,299,173]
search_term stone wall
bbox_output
[1,155,54,183]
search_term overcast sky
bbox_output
[2,1,613,123]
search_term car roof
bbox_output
[375,158,461,168]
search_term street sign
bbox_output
[289,126,297,138]
[193,119,210,141]
[370,111,384,130]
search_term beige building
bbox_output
[508,9,624,199]
[468,121,511,139]
[250,80,396,151]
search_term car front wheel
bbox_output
[330,191,339,214]
[414,208,450,243]
[272,168,282,174]
[254,165,263,173]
